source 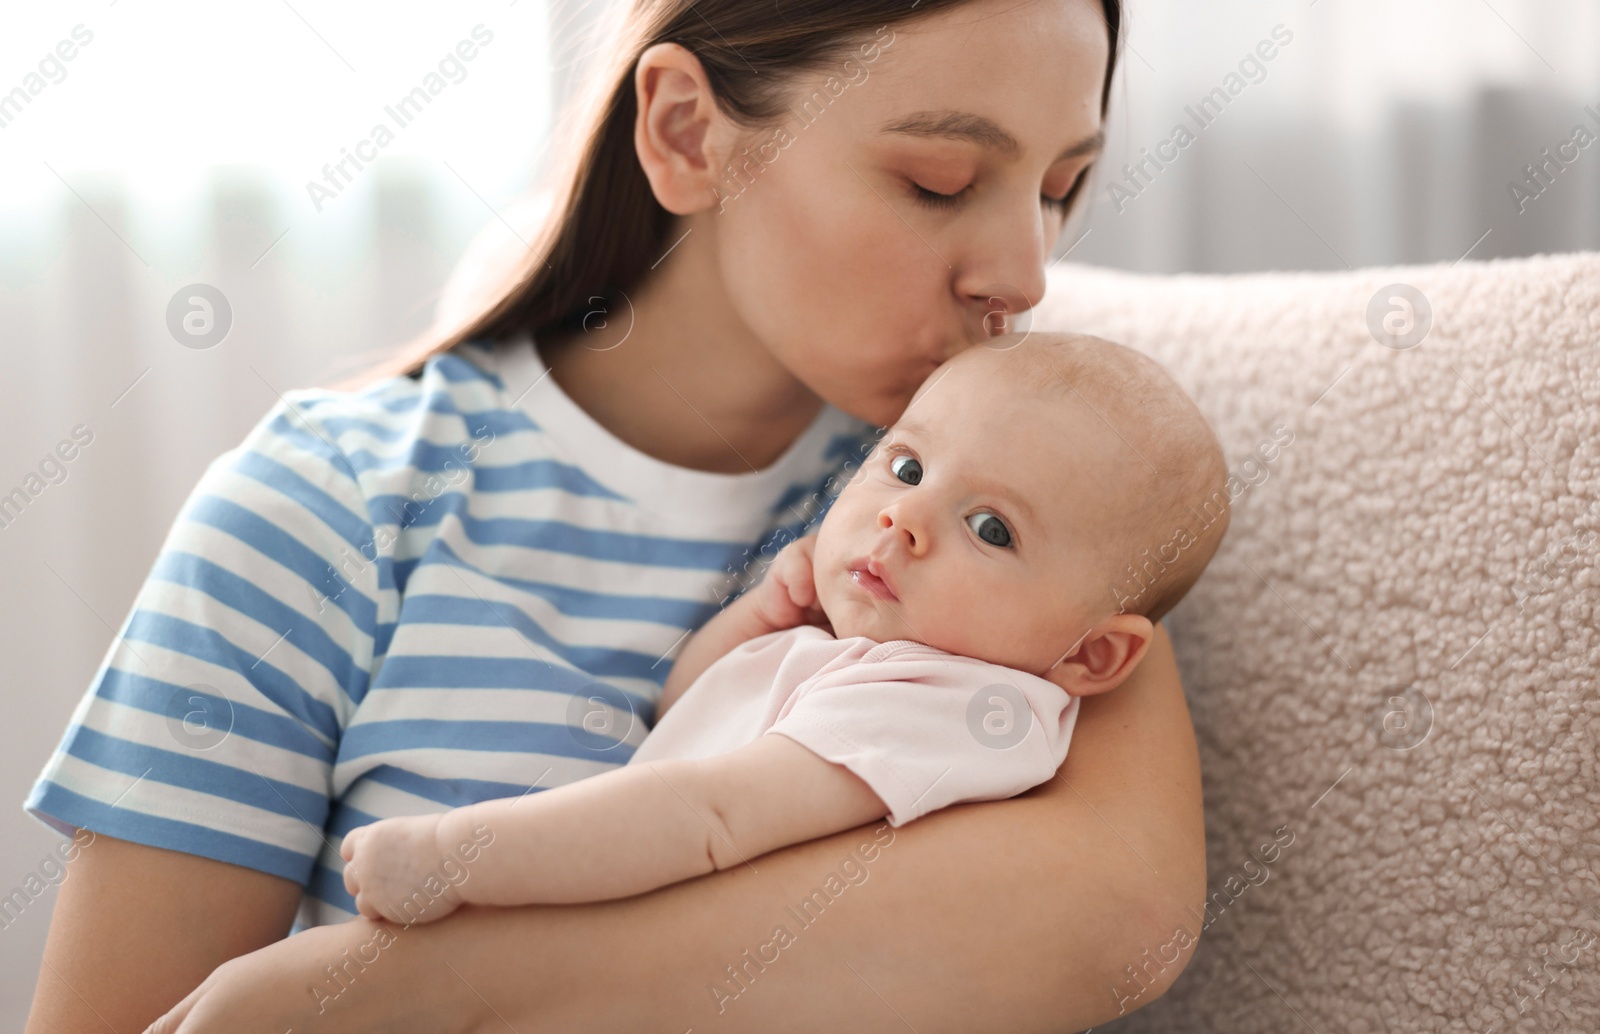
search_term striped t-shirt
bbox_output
[25,335,879,928]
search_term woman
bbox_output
[25,0,1206,1030]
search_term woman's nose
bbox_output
[959,204,1050,336]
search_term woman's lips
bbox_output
[847,558,899,602]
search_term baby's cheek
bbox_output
[812,568,842,625]
[810,538,846,616]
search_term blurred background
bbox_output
[1,0,1596,1021]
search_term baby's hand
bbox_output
[750,535,831,635]
[339,814,462,925]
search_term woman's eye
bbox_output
[913,181,1078,215]
[1042,170,1087,217]
[889,454,923,485]
[910,184,969,210]
[967,512,1012,548]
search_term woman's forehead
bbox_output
[827,2,1110,155]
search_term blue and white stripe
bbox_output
[26,335,878,927]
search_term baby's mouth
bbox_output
[847,558,899,602]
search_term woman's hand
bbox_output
[340,814,462,925]
[748,535,831,635]
[146,915,470,1034]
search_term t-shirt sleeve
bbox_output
[23,392,381,885]
[765,645,1078,827]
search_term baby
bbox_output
[340,331,1230,923]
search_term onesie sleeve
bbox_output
[765,643,1079,827]
[23,391,384,885]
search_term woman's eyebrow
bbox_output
[878,110,1104,163]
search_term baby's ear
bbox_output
[1043,614,1155,697]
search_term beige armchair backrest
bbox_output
[1029,255,1600,1033]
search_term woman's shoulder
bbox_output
[138,338,531,605]
[257,339,515,452]
[224,338,526,501]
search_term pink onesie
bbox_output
[628,625,1081,827]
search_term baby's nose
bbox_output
[877,508,922,553]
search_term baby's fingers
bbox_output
[772,544,814,596]
[784,564,818,610]
[354,893,388,922]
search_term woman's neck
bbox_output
[537,215,824,474]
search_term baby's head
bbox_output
[812,332,1230,696]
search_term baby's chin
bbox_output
[820,594,919,646]
[823,597,1048,672]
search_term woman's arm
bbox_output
[155,623,1205,1033]
[445,622,1205,1032]
[24,834,302,1034]
[341,735,887,918]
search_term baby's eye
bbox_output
[967,512,1012,548]
[890,454,923,485]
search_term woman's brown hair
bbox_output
[339,0,1122,388]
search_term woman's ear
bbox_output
[633,43,738,215]
[1044,614,1155,697]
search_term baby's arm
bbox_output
[339,734,886,923]
[657,534,829,717]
